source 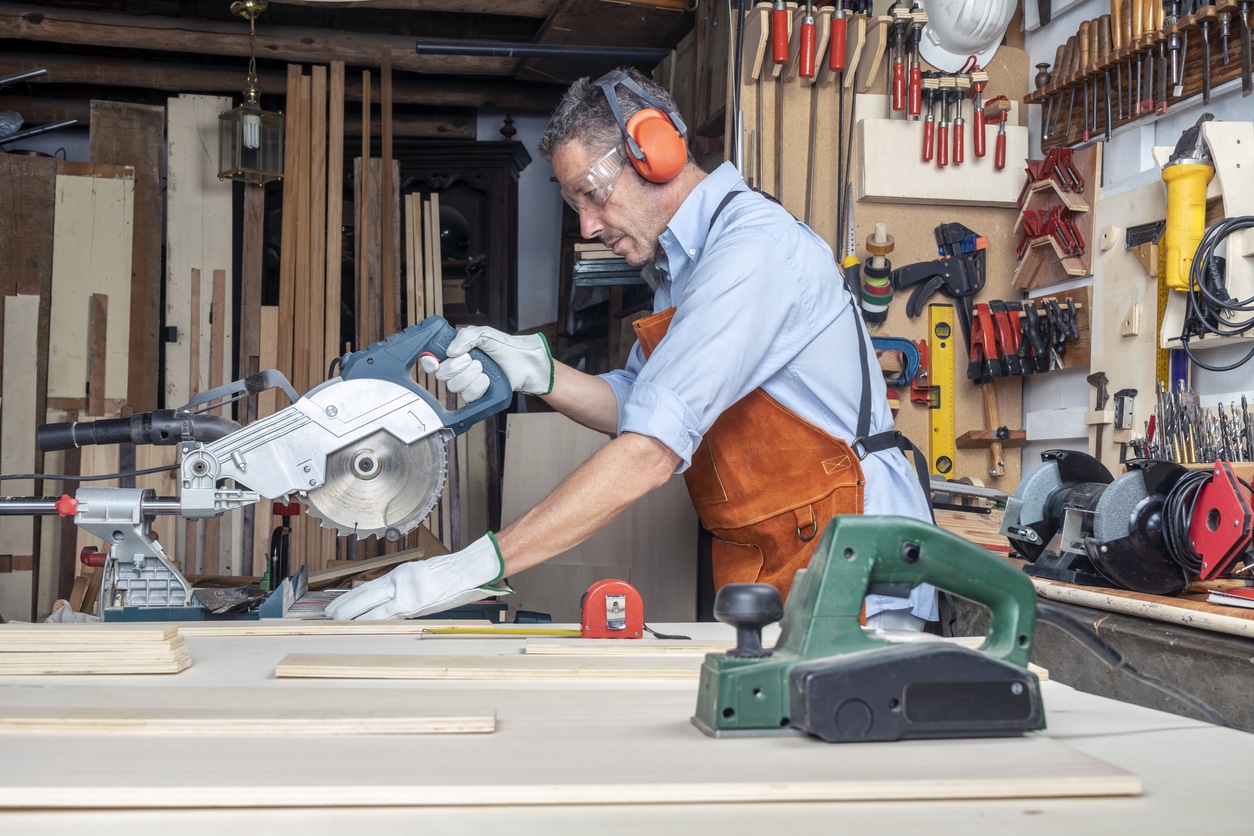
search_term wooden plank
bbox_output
[306,550,424,589]
[0,4,524,77]
[47,170,134,401]
[85,293,107,416]
[276,652,703,680]
[309,64,328,389]
[239,183,265,416]
[1033,579,1254,639]
[380,45,397,336]
[357,69,372,350]
[1,295,40,562]
[206,269,227,574]
[0,54,562,112]
[0,687,495,736]
[324,60,345,372]
[293,71,313,393]
[276,69,299,389]
[0,655,191,676]
[88,100,164,413]
[185,268,204,575]
[253,306,280,577]
[165,94,233,409]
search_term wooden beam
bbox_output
[0,54,564,109]
[265,0,556,13]
[0,95,477,138]
[0,3,519,76]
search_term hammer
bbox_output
[1087,371,1110,463]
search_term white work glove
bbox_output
[323,533,513,621]
[419,326,553,402]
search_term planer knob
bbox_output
[714,584,783,658]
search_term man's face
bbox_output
[552,139,670,267]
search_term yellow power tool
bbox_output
[1161,114,1214,292]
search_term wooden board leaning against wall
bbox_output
[721,5,1033,490]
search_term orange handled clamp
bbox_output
[830,7,848,71]
[772,1,790,64]
[983,96,1011,172]
[799,2,817,78]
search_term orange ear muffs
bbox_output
[624,108,687,183]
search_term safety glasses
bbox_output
[560,144,627,213]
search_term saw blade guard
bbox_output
[339,315,512,436]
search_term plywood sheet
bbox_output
[0,686,494,736]
[1,294,40,557]
[0,686,1140,808]
[275,652,702,680]
[89,100,165,413]
[165,94,233,409]
[47,171,134,400]
[501,413,698,622]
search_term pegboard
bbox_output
[724,4,1034,486]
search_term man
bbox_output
[326,67,936,627]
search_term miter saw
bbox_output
[998,450,1190,595]
[23,316,510,620]
[692,514,1045,743]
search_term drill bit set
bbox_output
[1128,381,1254,462]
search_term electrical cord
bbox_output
[1179,215,1254,372]
[0,464,178,483]
[1159,468,1212,574]
[1035,602,1231,728]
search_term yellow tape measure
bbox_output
[928,303,957,476]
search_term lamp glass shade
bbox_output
[218,104,284,185]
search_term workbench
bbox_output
[0,621,1250,834]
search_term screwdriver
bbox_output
[799,1,816,78]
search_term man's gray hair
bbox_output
[537,66,686,162]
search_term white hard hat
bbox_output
[918,0,1016,73]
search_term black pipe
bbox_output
[0,119,78,146]
[0,68,47,90]
[414,38,671,63]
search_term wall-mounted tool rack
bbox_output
[1026,2,1251,150]
[1014,142,1101,290]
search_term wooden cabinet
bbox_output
[392,140,531,331]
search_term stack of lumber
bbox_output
[0,623,191,675]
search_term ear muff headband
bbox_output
[592,70,689,183]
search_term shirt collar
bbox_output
[658,162,746,280]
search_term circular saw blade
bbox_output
[303,428,448,541]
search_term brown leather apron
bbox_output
[633,307,865,600]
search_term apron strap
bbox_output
[708,185,933,520]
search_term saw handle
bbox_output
[339,315,512,436]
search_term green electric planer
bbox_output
[692,515,1045,742]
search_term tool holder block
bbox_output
[1014,144,1100,290]
[1157,120,1254,349]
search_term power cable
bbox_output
[1035,602,1231,728]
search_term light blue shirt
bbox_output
[600,162,936,620]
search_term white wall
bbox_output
[477,110,564,334]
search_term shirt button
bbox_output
[688,248,696,256]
